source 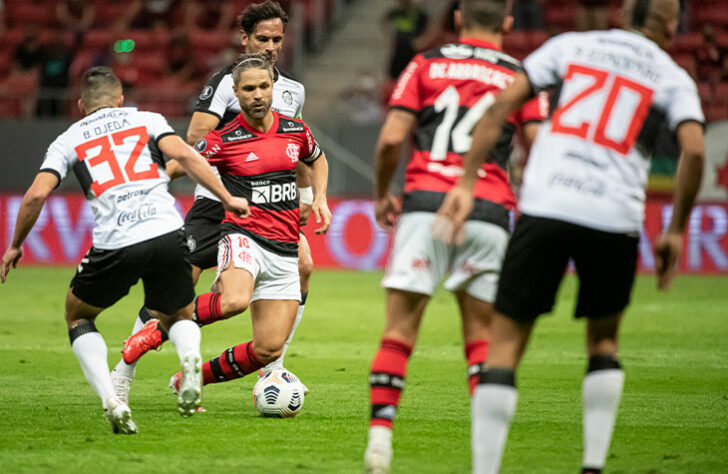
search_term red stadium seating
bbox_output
[4,2,57,29]
[671,33,702,54]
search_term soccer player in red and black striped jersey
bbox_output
[364,1,547,471]
[166,53,331,392]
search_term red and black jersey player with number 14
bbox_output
[167,53,331,394]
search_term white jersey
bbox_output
[40,107,184,249]
[193,65,306,202]
[520,29,704,233]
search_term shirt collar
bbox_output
[459,37,501,51]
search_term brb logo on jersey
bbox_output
[286,143,300,163]
[251,179,297,204]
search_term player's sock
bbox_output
[472,367,518,474]
[138,305,169,342]
[193,292,224,326]
[202,341,264,384]
[167,319,201,361]
[265,291,308,371]
[369,338,412,430]
[113,307,150,378]
[465,340,489,396]
[582,354,624,473]
[69,321,116,408]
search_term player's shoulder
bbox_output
[275,68,305,91]
[275,112,307,134]
[199,63,235,96]
[217,118,257,143]
[420,41,522,72]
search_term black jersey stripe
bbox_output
[402,190,510,231]
[220,222,298,257]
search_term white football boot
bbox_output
[364,425,393,474]
[105,396,138,434]
[176,354,202,417]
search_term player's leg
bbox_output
[140,229,204,417]
[365,212,447,473]
[366,289,428,474]
[471,216,570,474]
[445,219,509,396]
[455,292,493,395]
[66,247,139,434]
[116,203,221,369]
[581,314,623,474]
[263,231,313,373]
[572,226,637,474]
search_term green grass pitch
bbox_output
[0,268,726,473]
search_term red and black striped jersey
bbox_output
[390,38,547,230]
[194,111,322,256]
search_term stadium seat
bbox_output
[125,30,170,52]
[714,82,728,105]
[83,30,113,51]
[189,29,229,54]
[92,1,132,28]
[694,7,728,27]
[0,71,39,118]
[671,33,702,54]
[544,7,575,31]
[697,82,713,102]
[4,2,57,29]
[527,31,549,50]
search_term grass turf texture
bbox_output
[0,268,726,473]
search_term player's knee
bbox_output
[298,257,313,282]
[221,293,251,316]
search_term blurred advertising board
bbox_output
[1,196,727,273]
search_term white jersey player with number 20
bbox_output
[435,0,705,473]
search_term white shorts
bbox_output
[214,233,300,303]
[381,212,509,302]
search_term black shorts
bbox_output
[495,214,639,322]
[184,197,225,269]
[70,229,196,315]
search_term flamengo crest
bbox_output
[286,143,300,162]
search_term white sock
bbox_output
[167,319,201,361]
[72,332,116,409]
[111,316,147,378]
[582,369,625,470]
[265,302,305,371]
[472,384,518,474]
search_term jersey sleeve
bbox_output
[295,86,305,119]
[389,55,425,114]
[513,91,549,125]
[143,111,176,142]
[300,122,323,165]
[664,70,705,131]
[195,71,236,120]
[523,34,571,93]
[194,130,226,169]
[39,135,71,183]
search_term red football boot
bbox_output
[122,319,164,364]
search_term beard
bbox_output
[243,100,270,119]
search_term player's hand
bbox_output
[432,184,475,245]
[311,197,331,235]
[655,231,683,291]
[223,196,251,219]
[300,202,312,226]
[374,193,401,231]
[1,246,23,284]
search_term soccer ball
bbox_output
[253,369,305,418]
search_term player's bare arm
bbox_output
[158,135,250,219]
[296,162,314,225]
[373,109,417,231]
[435,73,532,243]
[307,152,331,235]
[655,121,705,290]
[164,111,224,181]
[1,172,59,283]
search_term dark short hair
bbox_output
[460,0,510,32]
[240,1,288,35]
[80,66,122,108]
[232,53,274,85]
